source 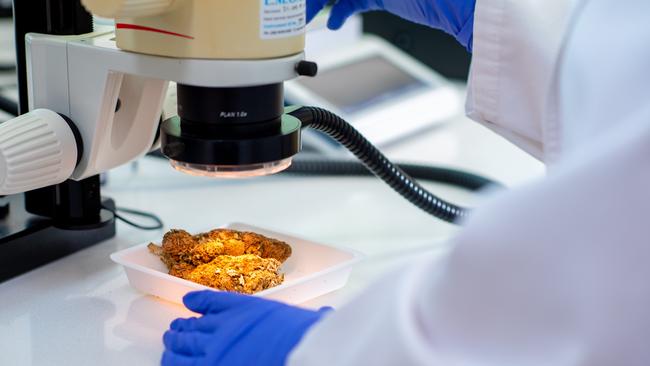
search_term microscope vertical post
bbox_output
[0,0,116,282]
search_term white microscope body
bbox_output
[0,0,308,194]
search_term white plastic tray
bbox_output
[111,223,364,305]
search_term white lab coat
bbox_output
[288,0,650,364]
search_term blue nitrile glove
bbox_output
[307,0,476,52]
[161,290,332,366]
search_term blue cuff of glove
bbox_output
[455,13,474,53]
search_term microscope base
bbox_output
[0,195,116,282]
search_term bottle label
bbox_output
[260,0,306,39]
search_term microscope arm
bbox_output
[0,30,303,196]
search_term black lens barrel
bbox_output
[177,83,284,126]
[161,83,301,166]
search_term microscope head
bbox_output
[81,0,305,59]
[82,0,315,178]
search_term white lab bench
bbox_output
[0,110,544,365]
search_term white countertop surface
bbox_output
[0,110,543,365]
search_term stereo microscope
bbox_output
[1,0,483,281]
[2,0,317,280]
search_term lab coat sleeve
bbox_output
[289,0,650,364]
[288,113,650,366]
[466,0,577,160]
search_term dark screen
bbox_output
[296,56,427,114]
[363,13,472,80]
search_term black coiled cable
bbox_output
[289,106,499,224]
[286,159,500,192]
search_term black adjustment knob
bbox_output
[0,196,9,219]
[295,61,318,77]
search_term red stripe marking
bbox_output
[116,23,194,40]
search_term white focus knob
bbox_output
[81,0,174,18]
[0,109,79,195]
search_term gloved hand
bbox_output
[307,0,476,52]
[162,290,332,366]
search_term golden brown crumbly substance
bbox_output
[147,228,291,294]
[161,229,197,264]
[147,242,164,257]
[148,242,196,278]
[186,255,284,294]
[169,261,196,280]
[191,229,292,264]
